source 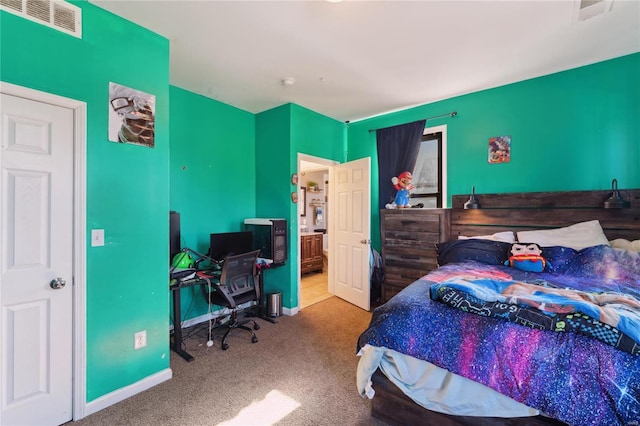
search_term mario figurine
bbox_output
[505,243,548,273]
[391,171,414,208]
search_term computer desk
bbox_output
[169,276,206,362]
[169,264,276,362]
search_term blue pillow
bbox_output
[436,239,512,266]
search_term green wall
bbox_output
[1,2,171,402]
[169,86,256,250]
[255,104,345,309]
[168,86,256,319]
[254,105,293,307]
[290,104,346,306]
[347,53,640,250]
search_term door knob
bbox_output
[360,239,371,245]
[50,277,66,289]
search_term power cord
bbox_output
[170,246,227,351]
[199,275,215,348]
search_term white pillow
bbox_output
[458,231,516,243]
[610,239,640,252]
[516,220,609,251]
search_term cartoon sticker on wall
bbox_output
[488,135,511,163]
[108,82,156,148]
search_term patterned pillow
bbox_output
[539,245,579,273]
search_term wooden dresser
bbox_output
[380,209,450,302]
[300,233,323,274]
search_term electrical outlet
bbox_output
[134,330,147,350]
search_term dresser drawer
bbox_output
[383,233,441,249]
[380,209,450,302]
[384,245,437,270]
[382,214,442,234]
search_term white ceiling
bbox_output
[90,0,639,123]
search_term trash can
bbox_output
[266,292,282,317]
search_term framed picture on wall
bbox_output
[108,82,156,148]
[488,135,511,163]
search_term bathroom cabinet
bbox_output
[300,233,323,274]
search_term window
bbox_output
[410,132,442,208]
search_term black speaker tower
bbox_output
[169,211,181,262]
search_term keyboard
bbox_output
[170,267,196,281]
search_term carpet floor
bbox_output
[71,296,389,426]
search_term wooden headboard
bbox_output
[449,188,640,241]
[379,188,639,302]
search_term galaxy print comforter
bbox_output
[429,264,640,355]
[357,245,640,426]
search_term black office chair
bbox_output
[200,249,261,350]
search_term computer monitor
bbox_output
[209,231,254,261]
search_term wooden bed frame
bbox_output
[448,188,640,241]
[370,188,640,426]
[371,370,567,426]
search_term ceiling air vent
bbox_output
[572,0,613,22]
[0,0,81,38]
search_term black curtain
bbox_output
[376,119,426,210]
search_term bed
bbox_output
[357,188,640,426]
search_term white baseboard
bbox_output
[81,368,172,418]
[284,306,298,316]
[172,307,232,330]
[172,301,281,329]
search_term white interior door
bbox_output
[1,93,74,425]
[332,157,371,310]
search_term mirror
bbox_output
[300,187,306,217]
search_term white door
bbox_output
[332,157,371,310]
[1,93,74,425]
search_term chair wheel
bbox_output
[253,323,260,330]
[252,336,258,343]
[221,342,229,350]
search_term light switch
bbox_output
[91,229,104,247]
